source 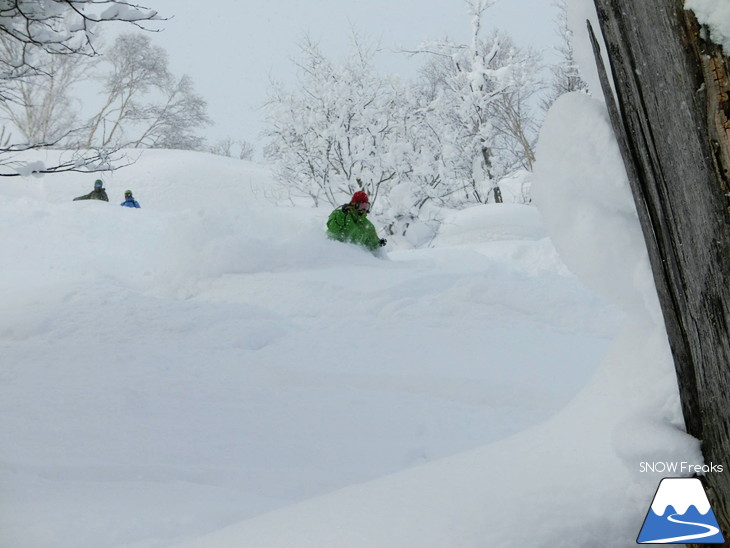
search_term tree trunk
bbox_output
[480,145,503,203]
[590,0,730,543]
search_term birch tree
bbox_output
[84,33,209,150]
[0,34,90,145]
[0,0,162,176]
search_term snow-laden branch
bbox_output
[0,144,138,177]
[0,1,163,65]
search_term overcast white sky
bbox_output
[142,0,559,155]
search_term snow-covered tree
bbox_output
[408,0,543,203]
[264,36,407,207]
[237,140,255,161]
[541,0,589,111]
[387,82,474,212]
[488,43,543,171]
[210,138,255,160]
[263,4,543,244]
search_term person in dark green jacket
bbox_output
[327,190,387,251]
[73,179,109,202]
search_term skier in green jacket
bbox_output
[326,190,387,251]
[73,179,109,202]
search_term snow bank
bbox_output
[532,92,700,537]
[531,93,660,320]
[433,203,545,247]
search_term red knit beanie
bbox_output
[351,191,369,204]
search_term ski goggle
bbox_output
[356,201,370,212]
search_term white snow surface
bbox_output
[685,0,730,53]
[1,125,700,547]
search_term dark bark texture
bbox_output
[590,0,730,544]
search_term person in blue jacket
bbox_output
[120,190,140,208]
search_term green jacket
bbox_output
[73,189,109,202]
[327,204,381,251]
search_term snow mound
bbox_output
[434,203,546,247]
[532,93,660,320]
[0,149,380,298]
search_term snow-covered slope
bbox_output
[0,149,611,547]
[171,97,702,548]
[0,134,699,547]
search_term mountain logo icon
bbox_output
[637,477,725,544]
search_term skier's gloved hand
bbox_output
[379,238,387,247]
